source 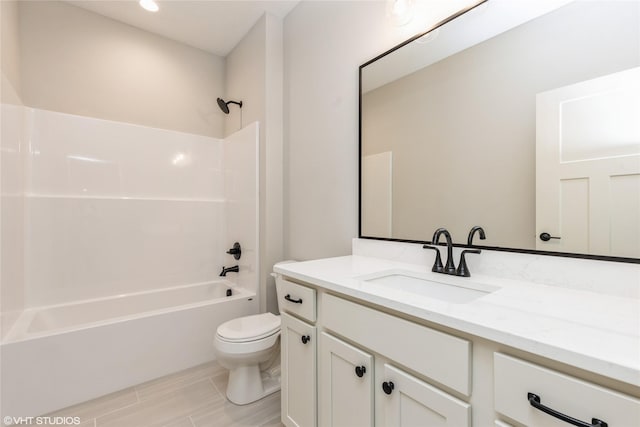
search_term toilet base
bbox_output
[226,365,281,405]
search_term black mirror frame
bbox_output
[358,0,640,265]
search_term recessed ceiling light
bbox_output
[386,0,414,26]
[139,0,159,13]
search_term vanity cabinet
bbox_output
[278,275,640,427]
[277,278,318,427]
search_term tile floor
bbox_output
[39,362,283,427]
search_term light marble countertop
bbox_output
[274,255,640,388]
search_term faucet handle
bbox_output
[423,245,444,273]
[456,249,481,277]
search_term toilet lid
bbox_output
[217,312,281,343]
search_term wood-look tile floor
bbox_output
[42,362,283,427]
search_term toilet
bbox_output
[213,261,294,405]
[214,312,281,405]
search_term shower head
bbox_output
[217,97,243,114]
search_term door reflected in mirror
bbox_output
[360,0,640,260]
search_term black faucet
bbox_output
[467,226,486,245]
[220,265,239,276]
[423,228,456,275]
[424,227,484,277]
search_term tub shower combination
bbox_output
[0,108,260,417]
[2,281,256,416]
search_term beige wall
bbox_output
[226,14,284,314]
[1,0,22,104]
[362,1,639,248]
[19,1,226,137]
[263,15,284,314]
[283,0,476,260]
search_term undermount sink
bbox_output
[357,270,498,304]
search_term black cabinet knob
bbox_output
[355,366,366,378]
[301,335,310,344]
[382,381,394,395]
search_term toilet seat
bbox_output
[216,312,281,343]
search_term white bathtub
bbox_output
[0,281,258,418]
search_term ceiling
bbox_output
[65,0,300,57]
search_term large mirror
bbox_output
[360,0,640,262]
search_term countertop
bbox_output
[274,255,640,388]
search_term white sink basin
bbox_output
[358,270,498,304]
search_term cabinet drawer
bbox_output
[276,277,316,322]
[494,353,640,427]
[321,293,471,396]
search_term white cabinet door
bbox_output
[380,364,471,427]
[319,332,374,427]
[281,313,316,427]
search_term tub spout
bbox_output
[220,265,239,276]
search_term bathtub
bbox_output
[0,280,258,418]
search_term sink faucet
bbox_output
[424,228,456,275]
[220,265,239,276]
[424,227,484,277]
[467,226,486,245]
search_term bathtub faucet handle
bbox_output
[220,265,240,277]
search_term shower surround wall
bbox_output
[1,110,259,417]
[5,106,259,311]
[26,108,228,306]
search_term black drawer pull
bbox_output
[355,366,366,378]
[284,294,303,304]
[528,393,608,427]
[382,381,394,395]
[301,335,310,344]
